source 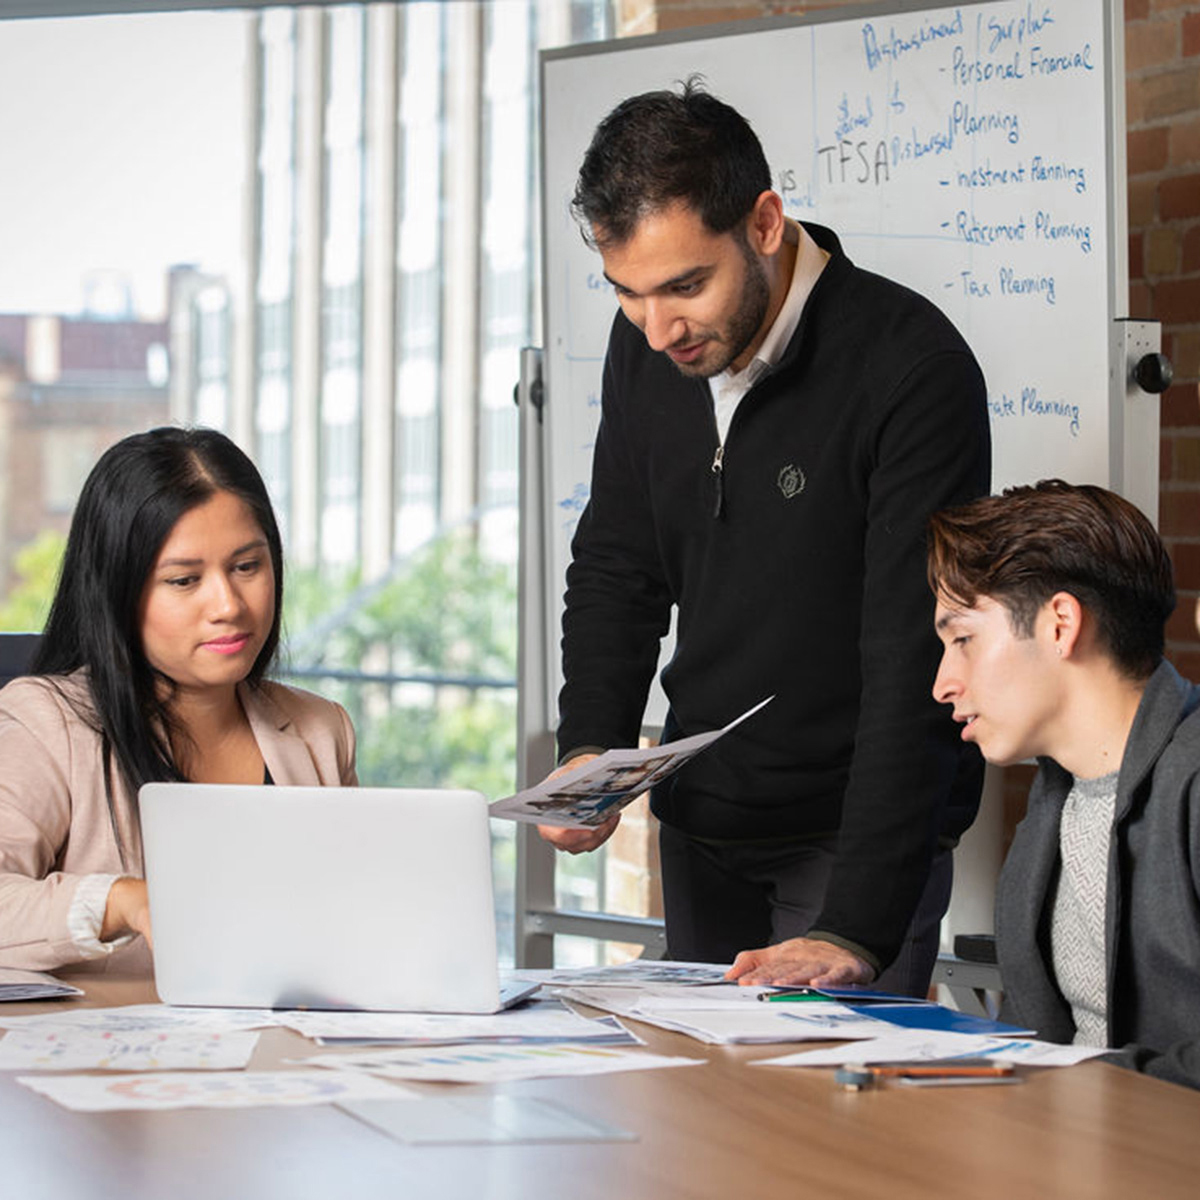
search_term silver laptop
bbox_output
[139,784,533,1013]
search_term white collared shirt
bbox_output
[708,220,829,445]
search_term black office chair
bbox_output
[0,632,41,689]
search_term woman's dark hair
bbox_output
[572,76,772,248]
[34,426,284,803]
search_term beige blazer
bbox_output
[0,671,357,977]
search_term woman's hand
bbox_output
[101,877,154,948]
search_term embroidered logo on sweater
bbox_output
[777,464,806,498]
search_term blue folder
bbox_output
[848,1003,1032,1037]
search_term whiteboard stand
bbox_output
[515,347,670,966]
[516,347,557,969]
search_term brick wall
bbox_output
[616,0,810,35]
[1126,0,1200,679]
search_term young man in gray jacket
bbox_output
[737,479,1200,1089]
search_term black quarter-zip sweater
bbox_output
[558,223,991,970]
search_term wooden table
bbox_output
[3,974,1199,1200]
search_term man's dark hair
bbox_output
[927,479,1176,680]
[572,77,771,248]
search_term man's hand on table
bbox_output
[725,936,873,988]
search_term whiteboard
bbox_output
[537,0,1129,730]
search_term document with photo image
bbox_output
[490,696,773,828]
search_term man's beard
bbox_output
[670,240,771,380]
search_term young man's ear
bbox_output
[1045,591,1085,659]
[745,190,785,256]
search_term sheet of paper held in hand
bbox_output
[490,695,773,828]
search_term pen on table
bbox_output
[758,988,834,1002]
[834,1061,1015,1090]
[866,1063,1013,1078]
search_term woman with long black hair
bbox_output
[0,426,356,977]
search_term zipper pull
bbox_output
[711,445,725,518]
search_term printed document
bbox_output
[0,1029,259,1072]
[19,1069,407,1112]
[757,1030,1112,1068]
[0,968,83,1003]
[490,696,772,827]
[298,1042,704,1084]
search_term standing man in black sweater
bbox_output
[539,80,990,995]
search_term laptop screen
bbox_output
[140,784,507,1013]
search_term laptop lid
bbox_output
[140,784,515,1013]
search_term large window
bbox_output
[256,7,297,540]
[394,2,444,556]
[0,0,614,964]
[319,4,365,570]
